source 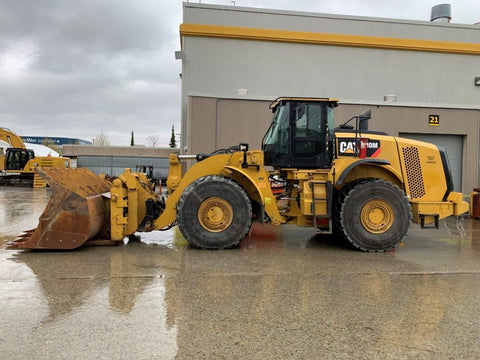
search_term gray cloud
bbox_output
[0,0,182,146]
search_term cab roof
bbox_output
[269,97,339,110]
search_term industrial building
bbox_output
[21,136,92,147]
[62,145,177,181]
[177,3,480,193]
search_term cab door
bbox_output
[291,102,330,169]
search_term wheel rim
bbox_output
[360,199,394,234]
[198,197,233,232]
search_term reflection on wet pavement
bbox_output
[0,187,479,359]
[0,187,51,243]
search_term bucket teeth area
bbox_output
[8,230,36,248]
[9,168,112,250]
[36,167,112,197]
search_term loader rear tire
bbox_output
[338,179,411,252]
[177,176,252,249]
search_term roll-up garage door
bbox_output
[399,133,463,192]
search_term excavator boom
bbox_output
[0,127,26,148]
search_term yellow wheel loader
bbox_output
[10,98,469,251]
[0,127,70,188]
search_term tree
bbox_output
[130,131,135,146]
[169,125,177,148]
[146,135,159,147]
[93,132,111,147]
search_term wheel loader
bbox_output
[10,97,469,251]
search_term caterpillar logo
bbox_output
[338,138,381,158]
[339,141,356,154]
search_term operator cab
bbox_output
[262,97,338,169]
[5,148,34,170]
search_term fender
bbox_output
[336,159,402,185]
[224,165,284,225]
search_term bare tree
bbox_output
[146,135,159,147]
[93,132,111,147]
[42,137,62,154]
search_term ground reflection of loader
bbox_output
[11,240,184,322]
[10,223,480,358]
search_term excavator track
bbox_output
[0,173,35,187]
[9,168,112,250]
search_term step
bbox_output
[33,174,47,188]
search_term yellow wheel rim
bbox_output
[360,199,394,234]
[198,197,233,232]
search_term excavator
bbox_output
[0,128,70,188]
[10,97,469,251]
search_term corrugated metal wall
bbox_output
[182,5,480,107]
[77,155,170,180]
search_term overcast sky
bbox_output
[1,0,478,147]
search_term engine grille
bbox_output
[402,146,426,199]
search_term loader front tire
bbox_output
[339,179,411,252]
[177,176,252,249]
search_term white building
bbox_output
[178,3,480,192]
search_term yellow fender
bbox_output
[335,159,404,188]
[223,165,284,225]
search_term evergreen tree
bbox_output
[169,125,177,148]
[130,131,135,146]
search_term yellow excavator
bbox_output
[10,98,469,251]
[0,127,70,188]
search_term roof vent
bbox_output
[431,4,451,23]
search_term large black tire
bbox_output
[176,176,252,249]
[337,179,411,252]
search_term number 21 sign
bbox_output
[429,115,439,126]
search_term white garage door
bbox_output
[399,133,463,192]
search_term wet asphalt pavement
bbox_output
[0,187,479,359]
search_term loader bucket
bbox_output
[9,168,112,250]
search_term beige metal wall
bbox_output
[188,96,479,192]
[189,97,271,154]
